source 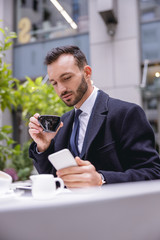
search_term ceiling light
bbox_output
[50,0,78,29]
[155,72,160,78]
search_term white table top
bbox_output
[1,179,160,211]
[1,180,160,240]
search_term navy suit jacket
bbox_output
[29,90,160,183]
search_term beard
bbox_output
[60,76,88,107]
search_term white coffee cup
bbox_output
[0,171,12,195]
[30,174,64,200]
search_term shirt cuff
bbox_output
[36,146,43,154]
[99,173,106,185]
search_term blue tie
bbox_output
[70,109,82,157]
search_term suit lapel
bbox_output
[80,91,109,159]
[55,109,75,150]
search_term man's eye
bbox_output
[50,81,57,86]
[64,76,71,81]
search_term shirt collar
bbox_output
[75,86,98,115]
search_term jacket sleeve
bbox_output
[29,139,56,176]
[99,105,160,184]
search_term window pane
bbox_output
[140,0,160,22]
[15,0,89,44]
[141,21,160,62]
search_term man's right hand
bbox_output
[28,113,63,152]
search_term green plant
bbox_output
[0,125,20,170]
[15,76,71,122]
[11,141,33,181]
[0,26,18,111]
[0,25,20,171]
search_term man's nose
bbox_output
[58,83,67,94]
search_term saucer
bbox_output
[0,189,24,200]
[32,188,72,201]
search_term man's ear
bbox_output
[84,65,92,78]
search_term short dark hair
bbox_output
[44,45,88,70]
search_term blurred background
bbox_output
[0,0,160,152]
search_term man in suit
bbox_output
[29,45,160,188]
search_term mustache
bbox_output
[60,91,73,98]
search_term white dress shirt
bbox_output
[75,86,99,153]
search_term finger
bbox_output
[29,122,42,130]
[57,166,81,177]
[75,157,91,166]
[55,121,63,133]
[63,181,91,189]
[28,126,45,135]
[34,113,40,118]
[29,116,40,126]
[62,171,101,188]
[28,123,43,135]
[57,164,94,177]
[57,158,92,177]
[61,173,90,182]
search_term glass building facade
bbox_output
[15,0,88,44]
[13,0,89,80]
[139,0,160,152]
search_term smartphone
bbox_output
[48,149,77,170]
[15,186,32,191]
[15,185,32,196]
[38,115,60,132]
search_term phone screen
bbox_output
[38,115,60,132]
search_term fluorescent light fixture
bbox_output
[50,0,63,11]
[50,0,78,29]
